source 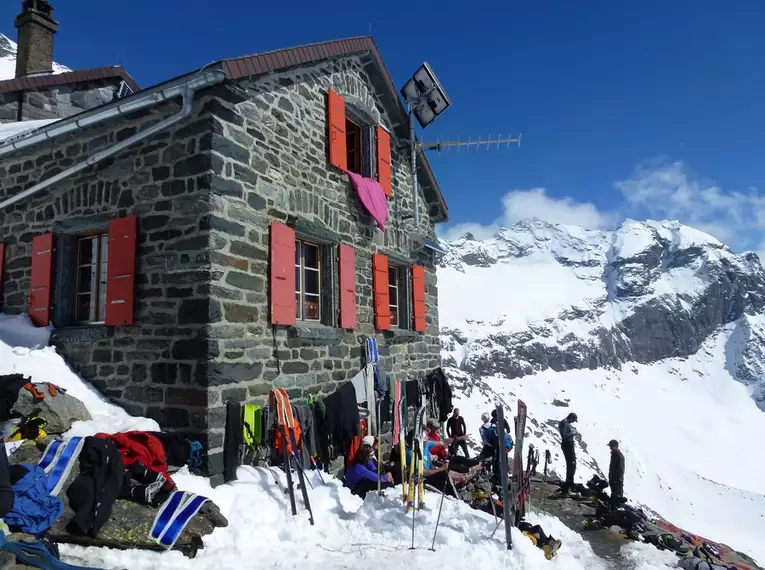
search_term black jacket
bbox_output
[608,449,625,486]
[66,436,125,537]
[0,439,13,518]
[446,416,466,438]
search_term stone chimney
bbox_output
[15,0,59,78]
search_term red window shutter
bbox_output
[29,233,53,327]
[376,126,392,197]
[372,253,390,330]
[105,216,137,326]
[328,89,347,171]
[270,222,296,326]
[338,244,357,329]
[411,265,426,332]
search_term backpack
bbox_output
[269,389,302,456]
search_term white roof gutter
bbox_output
[0,68,227,212]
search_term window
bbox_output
[74,233,108,323]
[388,266,399,327]
[295,239,321,321]
[345,117,363,175]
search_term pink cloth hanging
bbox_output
[346,170,388,231]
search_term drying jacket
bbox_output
[4,465,63,535]
[66,436,125,537]
[0,441,14,518]
[344,460,391,489]
[446,416,466,438]
[95,431,173,486]
[608,449,625,487]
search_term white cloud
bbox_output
[615,161,765,252]
[440,160,765,259]
[438,188,617,241]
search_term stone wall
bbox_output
[197,57,442,471]
[0,57,445,482]
[0,79,123,123]
[0,96,220,467]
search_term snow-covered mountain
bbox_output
[439,218,765,565]
[440,219,765,408]
[0,32,70,80]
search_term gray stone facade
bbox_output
[0,79,124,123]
[0,53,443,482]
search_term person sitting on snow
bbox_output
[344,442,393,499]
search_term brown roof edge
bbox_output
[0,66,140,95]
[220,36,448,220]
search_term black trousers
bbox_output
[449,439,470,458]
[0,441,14,518]
[561,440,576,494]
[609,481,623,508]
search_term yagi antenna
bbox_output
[418,133,522,153]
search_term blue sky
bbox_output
[2,1,765,251]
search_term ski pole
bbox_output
[429,473,451,552]
[409,444,419,550]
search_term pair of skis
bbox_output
[491,399,527,550]
[269,388,314,526]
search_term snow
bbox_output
[447,323,765,566]
[59,466,633,570]
[0,314,158,436]
[0,118,60,143]
[0,314,680,570]
[0,33,70,81]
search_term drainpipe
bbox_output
[0,68,226,212]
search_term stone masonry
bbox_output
[0,78,126,123]
[0,52,443,482]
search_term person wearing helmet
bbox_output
[607,439,625,509]
[557,413,578,496]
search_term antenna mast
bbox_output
[419,134,521,152]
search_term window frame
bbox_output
[385,262,412,330]
[388,265,400,328]
[345,106,377,178]
[295,238,323,323]
[73,231,109,325]
[345,117,363,176]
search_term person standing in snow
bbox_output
[557,413,578,496]
[0,440,14,517]
[446,408,470,458]
[607,439,625,508]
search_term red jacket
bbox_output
[95,431,173,485]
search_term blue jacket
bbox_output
[345,460,390,489]
[4,465,63,535]
[486,425,513,452]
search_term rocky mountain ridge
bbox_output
[438,218,765,409]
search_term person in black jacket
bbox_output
[446,408,469,458]
[557,413,578,496]
[0,440,14,518]
[607,439,625,509]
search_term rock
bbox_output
[8,440,227,559]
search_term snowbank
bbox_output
[60,465,623,570]
[0,313,676,569]
[0,314,158,436]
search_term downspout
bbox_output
[0,69,226,212]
